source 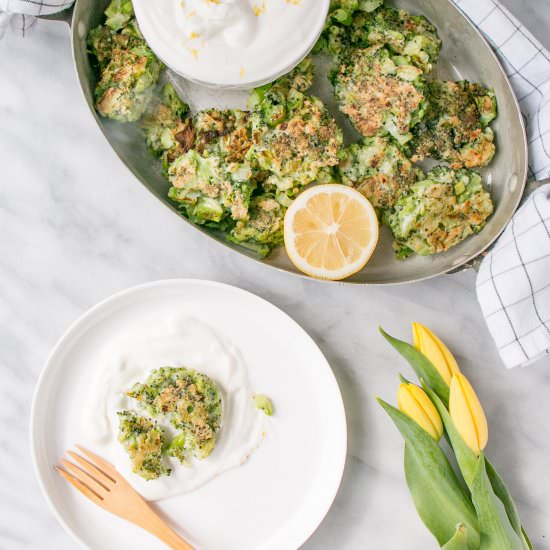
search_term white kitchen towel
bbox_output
[0,0,72,39]
[476,185,550,369]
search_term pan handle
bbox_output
[36,5,73,27]
[448,177,550,274]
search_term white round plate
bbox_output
[30,279,347,550]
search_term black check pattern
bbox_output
[476,184,550,368]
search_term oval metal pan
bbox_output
[70,0,528,285]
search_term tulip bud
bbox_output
[397,383,443,441]
[449,373,488,455]
[412,323,460,386]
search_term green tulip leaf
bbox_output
[521,528,533,550]
[379,327,450,405]
[485,459,532,550]
[423,382,478,488]
[377,398,479,548]
[424,384,531,550]
[471,455,524,550]
[442,523,478,549]
[399,373,412,384]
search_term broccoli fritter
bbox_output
[249,95,342,201]
[338,136,417,209]
[247,60,342,203]
[228,194,285,257]
[140,83,192,169]
[313,0,384,56]
[385,167,494,257]
[88,0,162,122]
[350,7,441,72]
[128,367,222,463]
[315,3,440,72]
[410,80,498,169]
[117,410,170,480]
[167,148,255,225]
[167,109,256,225]
[332,45,428,145]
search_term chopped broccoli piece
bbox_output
[127,367,222,463]
[166,431,216,464]
[160,82,190,120]
[475,90,498,126]
[140,83,192,167]
[192,196,225,223]
[117,410,171,480]
[104,0,134,31]
[88,25,117,68]
[247,57,315,127]
[253,394,274,416]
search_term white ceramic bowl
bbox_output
[132,0,331,89]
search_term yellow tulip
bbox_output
[398,383,443,440]
[412,322,460,386]
[449,373,488,454]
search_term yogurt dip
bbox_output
[81,315,265,500]
[132,0,330,88]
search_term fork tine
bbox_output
[75,445,119,480]
[67,450,116,485]
[56,466,104,504]
[60,458,110,495]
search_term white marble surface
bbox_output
[1,3,550,549]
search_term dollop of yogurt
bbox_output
[183,0,255,49]
[132,0,330,87]
[81,315,265,501]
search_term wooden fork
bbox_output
[56,445,194,550]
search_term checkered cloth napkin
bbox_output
[476,185,550,369]
[453,0,550,368]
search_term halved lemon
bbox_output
[284,184,379,280]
